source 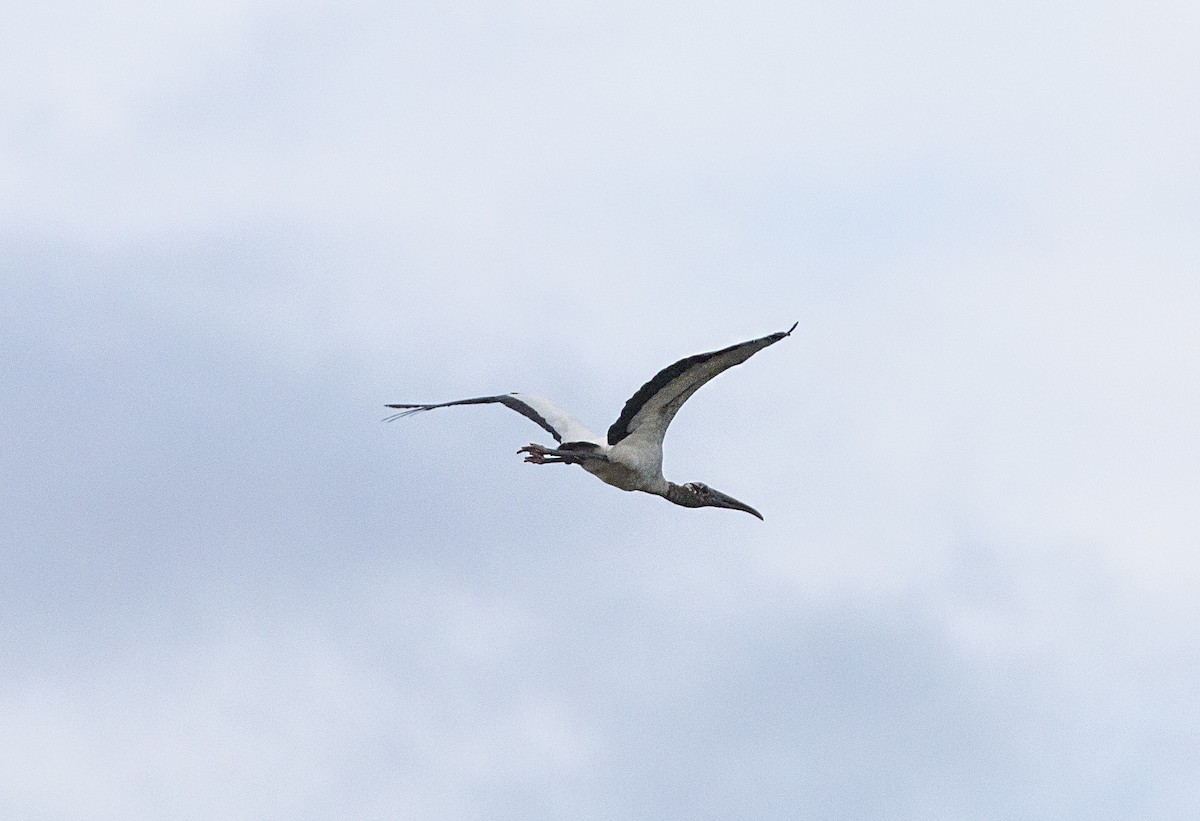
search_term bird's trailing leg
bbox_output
[517,443,608,466]
[518,444,563,464]
[518,443,573,464]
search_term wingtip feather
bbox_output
[382,404,432,422]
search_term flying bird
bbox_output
[386,323,798,519]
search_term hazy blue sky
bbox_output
[3,1,1199,818]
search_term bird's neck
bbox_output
[664,482,704,508]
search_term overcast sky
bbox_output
[3,1,1200,819]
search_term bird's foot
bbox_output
[518,443,552,464]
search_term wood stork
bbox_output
[386,323,797,519]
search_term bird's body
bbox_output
[386,323,797,519]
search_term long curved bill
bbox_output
[711,489,764,520]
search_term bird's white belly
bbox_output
[582,458,643,491]
[582,441,665,493]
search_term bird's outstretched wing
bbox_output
[607,322,797,447]
[385,392,599,444]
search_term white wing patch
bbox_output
[508,393,601,444]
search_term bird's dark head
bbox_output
[673,481,764,520]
